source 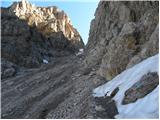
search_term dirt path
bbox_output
[1,55,106,119]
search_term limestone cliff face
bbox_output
[10,0,84,48]
[85,1,159,80]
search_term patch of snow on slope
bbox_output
[76,49,84,56]
[43,59,48,64]
[93,54,159,118]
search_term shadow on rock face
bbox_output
[1,7,83,70]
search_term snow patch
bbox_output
[76,49,84,56]
[93,54,159,118]
[43,59,48,64]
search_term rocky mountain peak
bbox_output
[9,0,82,43]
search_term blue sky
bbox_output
[1,0,99,44]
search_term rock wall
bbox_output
[1,0,84,69]
[85,1,159,80]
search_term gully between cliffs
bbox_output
[2,55,114,119]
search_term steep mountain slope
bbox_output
[85,1,158,80]
[1,8,52,68]
[1,0,84,78]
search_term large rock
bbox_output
[85,1,159,80]
[122,72,159,104]
[92,96,118,118]
[1,58,17,79]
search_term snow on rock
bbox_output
[79,49,84,52]
[76,49,84,56]
[43,59,48,64]
[93,54,159,118]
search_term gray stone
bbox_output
[1,58,17,79]
[92,96,118,118]
[122,72,159,105]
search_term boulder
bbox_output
[1,58,16,79]
[92,96,118,118]
[122,72,159,104]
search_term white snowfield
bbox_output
[93,54,159,118]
